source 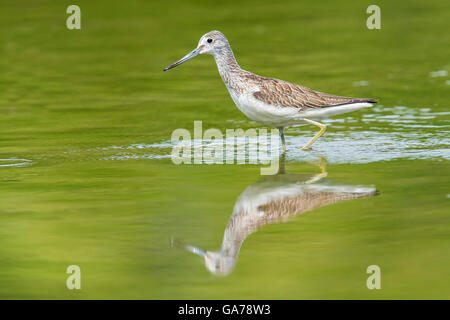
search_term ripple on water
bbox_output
[0,158,33,168]
[98,130,449,165]
[90,105,450,164]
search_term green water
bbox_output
[0,0,449,299]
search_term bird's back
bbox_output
[239,70,377,110]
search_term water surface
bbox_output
[0,0,449,299]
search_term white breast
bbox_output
[228,89,301,127]
[228,88,373,127]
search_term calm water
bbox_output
[0,0,449,299]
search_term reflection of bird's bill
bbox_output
[171,171,379,277]
[171,237,206,257]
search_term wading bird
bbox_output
[172,158,378,276]
[163,31,377,151]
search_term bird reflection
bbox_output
[172,156,378,276]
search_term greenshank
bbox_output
[172,160,378,276]
[163,30,377,151]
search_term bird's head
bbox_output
[171,237,235,276]
[163,30,230,71]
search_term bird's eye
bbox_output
[207,38,213,43]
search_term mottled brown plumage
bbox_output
[163,30,378,150]
[174,171,378,276]
[252,76,377,109]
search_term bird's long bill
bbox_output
[163,48,199,71]
[171,237,206,257]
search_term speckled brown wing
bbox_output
[256,191,375,221]
[252,78,377,109]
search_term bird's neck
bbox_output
[213,47,241,89]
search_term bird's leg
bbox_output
[278,127,286,152]
[301,119,326,150]
[278,152,286,174]
[304,157,327,184]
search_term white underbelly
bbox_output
[228,90,374,127]
[229,91,300,127]
[300,103,374,119]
